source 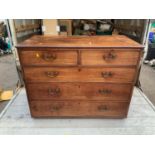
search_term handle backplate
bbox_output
[98,105,108,111]
[48,88,61,96]
[101,72,113,78]
[45,71,59,78]
[103,52,116,61]
[98,89,112,95]
[50,103,64,112]
[42,53,57,61]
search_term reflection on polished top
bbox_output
[17,35,143,48]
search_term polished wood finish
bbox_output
[20,50,77,66]
[30,101,128,117]
[81,50,140,66]
[17,35,143,118]
[17,35,143,48]
[27,83,132,101]
[23,67,136,83]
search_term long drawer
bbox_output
[81,49,140,66]
[24,67,136,83]
[30,100,128,117]
[19,50,77,66]
[27,83,132,101]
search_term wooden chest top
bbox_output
[17,35,143,49]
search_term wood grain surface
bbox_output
[27,83,132,101]
[81,50,140,66]
[17,35,143,118]
[20,50,77,66]
[30,100,128,117]
[16,35,144,49]
[23,67,136,83]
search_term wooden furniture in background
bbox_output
[16,35,143,118]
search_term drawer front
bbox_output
[30,100,128,117]
[27,83,132,101]
[24,67,136,83]
[20,50,77,66]
[81,50,140,66]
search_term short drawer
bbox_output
[81,49,140,66]
[19,50,77,66]
[27,83,132,101]
[24,67,136,83]
[30,100,128,118]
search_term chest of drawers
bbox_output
[17,35,143,118]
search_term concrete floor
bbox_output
[0,54,18,112]
[0,54,155,113]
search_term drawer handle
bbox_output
[101,72,113,78]
[48,88,61,96]
[45,71,59,78]
[98,89,112,94]
[98,105,108,111]
[103,53,116,61]
[50,104,63,112]
[43,53,57,61]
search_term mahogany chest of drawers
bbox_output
[17,35,143,118]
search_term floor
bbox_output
[0,87,155,134]
[140,64,155,105]
[0,54,18,112]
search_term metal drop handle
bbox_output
[103,52,117,61]
[98,105,108,111]
[101,72,113,78]
[48,88,61,96]
[98,89,112,94]
[50,105,62,111]
[45,71,59,78]
[43,53,57,61]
